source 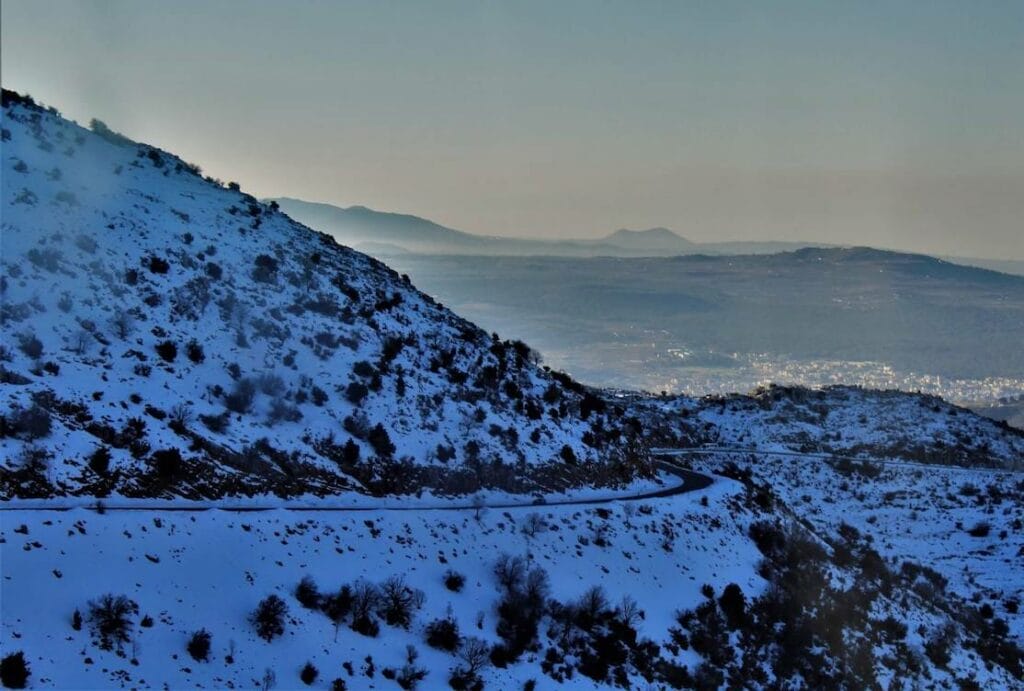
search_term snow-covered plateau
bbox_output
[2,90,1022,689]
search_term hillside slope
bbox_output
[0,91,643,500]
[626,385,1024,469]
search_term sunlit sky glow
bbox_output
[3,0,1022,258]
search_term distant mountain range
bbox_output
[270,197,841,259]
[269,197,1024,276]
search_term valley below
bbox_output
[375,251,1024,415]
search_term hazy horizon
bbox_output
[3,0,1022,260]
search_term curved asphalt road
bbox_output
[0,459,714,513]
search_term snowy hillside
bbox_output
[629,385,1024,470]
[0,90,645,500]
[5,468,1022,689]
[2,90,1023,690]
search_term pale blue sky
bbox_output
[3,1,1022,258]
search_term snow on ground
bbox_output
[628,385,1024,469]
[1,479,760,689]
[687,451,1024,640]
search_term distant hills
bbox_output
[377,246,1024,392]
[270,197,839,260]
[270,197,1024,276]
[601,227,697,252]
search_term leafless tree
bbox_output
[378,575,425,629]
[493,553,527,593]
[471,493,486,522]
[521,512,547,539]
[460,637,490,675]
[110,312,135,340]
[169,403,193,427]
[71,329,92,355]
[618,595,641,626]
[523,566,550,608]
[351,580,378,615]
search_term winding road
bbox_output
[5,445,1014,513]
[0,459,713,513]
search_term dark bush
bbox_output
[155,340,177,363]
[311,386,329,406]
[17,333,43,359]
[224,378,256,414]
[252,254,279,283]
[425,616,460,651]
[353,360,376,378]
[205,262,222,280]
[11,404,52,440]
[199,411,230,433]
[0,652,29,689]
[300,661,319,685]
[346,381,369,405]
[444,570,466,592]
[967,522,991,538]
[394,646,427,690]
[924,625,954,667]
[559,445,577,464]
[147,255,170,274]
[368,424,395,458]
[252,594,288,641]
[295,576,321,609]
[268,398,302,424]
[87,594,139,652]
[187,629,212,662]
[186,339,205,364]
[151,448,182,480]
[88,445,112,475]
[339,438,360,465]
[718,583,747,629]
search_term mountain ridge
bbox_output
[270,197,1024,275]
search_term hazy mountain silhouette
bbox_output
[270,197,834,259]
[601,227,697,252]
[270,197,1024,277]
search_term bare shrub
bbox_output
[378,576,424,629]
[87,594,139,652]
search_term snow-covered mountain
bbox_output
[2,91,1023,691]
[0,91,644,500]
